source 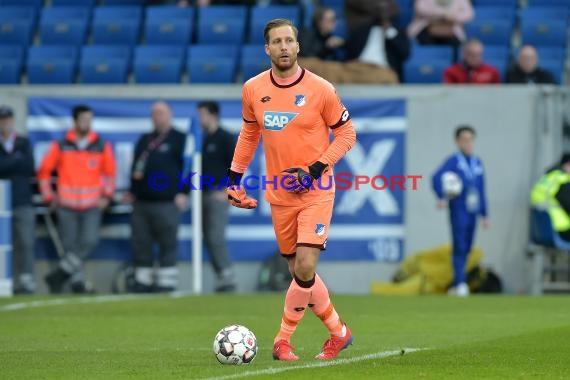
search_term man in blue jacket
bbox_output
[0,105,36,294]
[432,125,489,297]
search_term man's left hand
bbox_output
[282,161,328,194]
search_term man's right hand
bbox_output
[437,200,447,209]
[226,169,257,209]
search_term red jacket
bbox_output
[37,129,116,210]
[443,63,501,84]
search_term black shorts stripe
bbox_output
[296,242,326,250]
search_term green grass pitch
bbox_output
[0,294,569,379]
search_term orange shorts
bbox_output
[270,200,334,256]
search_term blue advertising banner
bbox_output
[28,97,407,263]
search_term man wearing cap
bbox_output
[0,105,36,294]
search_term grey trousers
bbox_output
[57,207,102,278]
[12,205,36,291]
[202,191,232,275]
[131,201,180,268]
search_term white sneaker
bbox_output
[456,283,470,297]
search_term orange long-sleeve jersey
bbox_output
[37,129,116,210]
[231,68,356,206]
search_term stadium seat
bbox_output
[475,0,517,7]
[187,45,238,83]
[521,20,568,47]
[320,0,343,6]
[0,7,37,46]
[527,0,570,8]
[240,44,271,82]
[99,0,145,5]
[80,45,131,84]
[473,7,517,26]
[0,45,23,84]
[410,46,454,63]
[403,60,447,84]
[0,0,43,7]
[39,7,91,47]
[249,6,301,44]
[197,6,247,45]
[133,45,184,84]
[92,6,142,46]
[536,47,567,62]
[465,19,513,46]
[51,0,96,6]
[483,45,510,61]
[26,45,78,84]
[394,0,413,30]
[144,6,194,45]
[520,7,570,24]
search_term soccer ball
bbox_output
[442,171,463,197]
[213,325,257,365]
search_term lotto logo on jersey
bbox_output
[263,111,299,131]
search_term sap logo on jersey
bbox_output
[263,111,299,131]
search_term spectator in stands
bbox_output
[345,0,410,82]
[127,101,188,293]
[299,7,345,62]
[197,101,237,292]
[39,105,116,294]
[531,153,570,242]
[345,0,399,34]
[0,106,36,295]
[443,39,500,84]
[408,0,474,48]
[506,45,556,85]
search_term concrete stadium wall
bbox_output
[0,85,564,294]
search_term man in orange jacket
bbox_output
[38,105,116,294]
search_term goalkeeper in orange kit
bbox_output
[226,18,356,361]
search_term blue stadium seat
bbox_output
[26,45,78,84]
[536,47,567,62]
[80,45,131,84]
[521,20,568,47]
[483,45,510,61]
[527,0,570,8]
[540,59,565,84]
[410,46,453,63]
[99,0,145,5]
[475,0,517,7]
[92,6,142,46]
[39,7,91,46]
[249,6,301,44]
[395,0,413,30]
[520,7,570,24]
[197,6,247,45]
[240,44,271,81]
[0,6,37,46]
[404,60,447,84]
[187,45,238,83]
[465,19,513,46]
[144,6,193,46]
[133,45,184,84]
[0,45,23,84]
[473,7,517,26]
[0,0,43,7]
[51,0,96,6]
[320,0,343,6]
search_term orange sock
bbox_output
[274,275,314,344]
[309,274,344,337]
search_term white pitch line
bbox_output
[0,292,193,313]
[200,348,425,380]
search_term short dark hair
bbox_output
[264,18,298,44]
[197,100,220,116]
[72,105,92,120]
[455,125,476,139]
